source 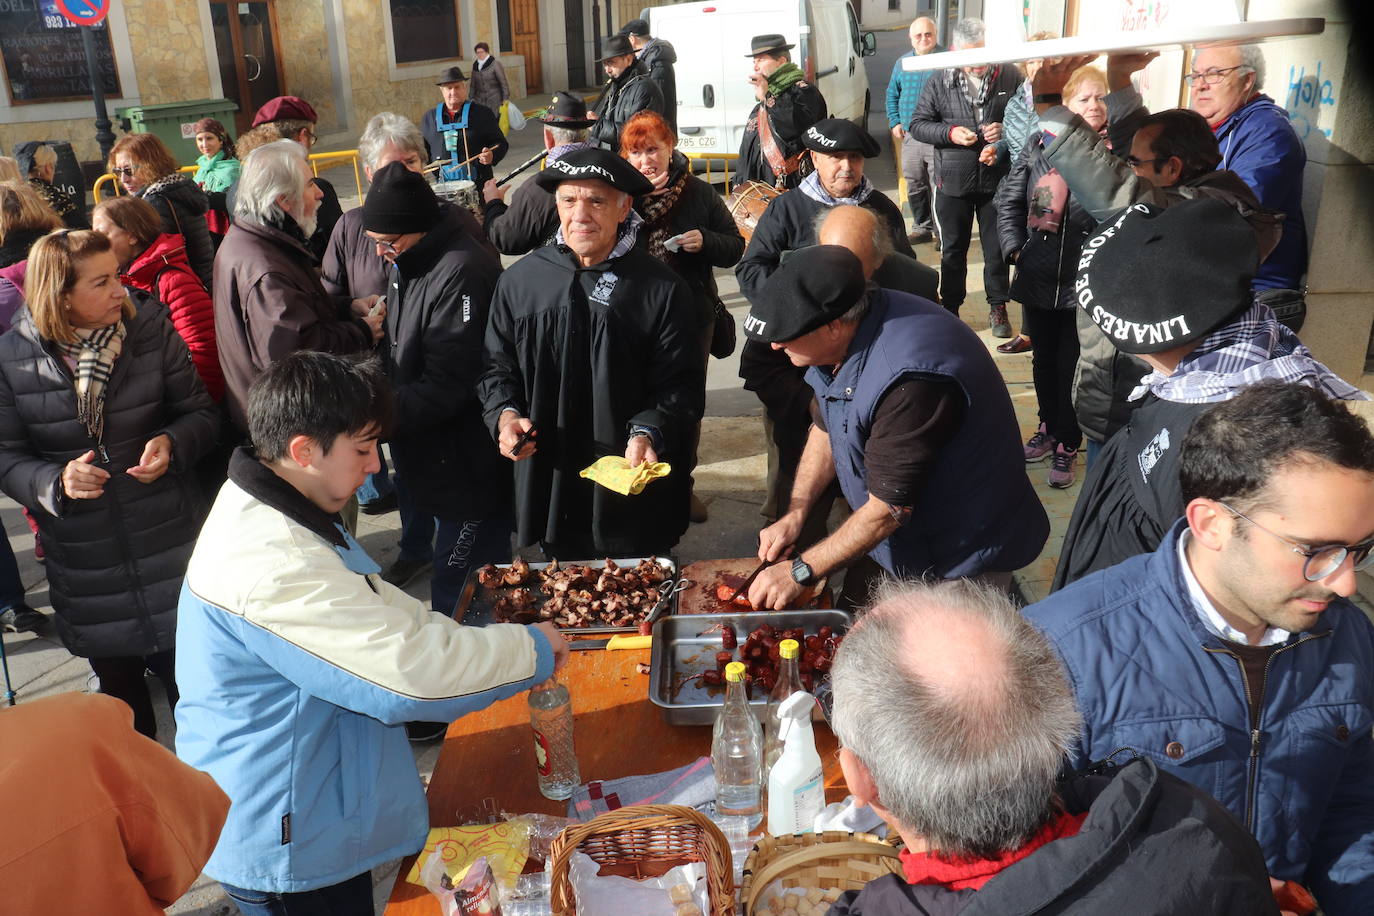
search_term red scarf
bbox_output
[900,810,1088,891]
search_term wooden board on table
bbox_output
[678,558,828,615]
[901,17,1324,72]
[381,648,848,915]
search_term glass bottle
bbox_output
[712,661,763,829]
[764,638,803,775]
[529,678,579,800]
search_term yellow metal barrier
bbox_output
[93,149,363,204]
[681,150,737,189]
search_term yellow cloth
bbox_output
[404,822,529,888]
[579,456,672,495]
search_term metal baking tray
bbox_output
[455,556,677,634]
[648,609,851,726]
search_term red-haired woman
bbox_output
[108,133,214,288]
[621,110,744,521]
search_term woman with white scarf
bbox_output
[0,230,217,738]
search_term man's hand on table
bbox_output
[534,621,570,673]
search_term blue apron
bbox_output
[436,102,473,181]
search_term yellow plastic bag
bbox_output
[498,100,511,134]
[579,456,672,496]
[405,822,530,888]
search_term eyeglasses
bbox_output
[370,235,401,256]
[1183,65,1245,86]
[111,166,135,177]
[1219,502,1374,582]
[1125,155,1168,169]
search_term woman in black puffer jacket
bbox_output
[0,230,217,737]
[995,65,1113,491]
[109,133,215,288]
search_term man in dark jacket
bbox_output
[737,34,827,190]
[1189,44,1308,328]
[743,248,1044,610]
[1026,382,1374,914]
[481,92,596,255]
[828,577,1279,916]
[622,18,677,132]
[360,163,508,617]
[908,18,1017,330]
[215,140,383,434]
[590,35,664,150]
[478,149,704,558]
[1049,199,1363,590]
[420,66,510,187]
[736,119,921,537]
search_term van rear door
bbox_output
[652,0,801,155]
[804,0,868,121]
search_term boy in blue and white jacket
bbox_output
[175,352,567,911]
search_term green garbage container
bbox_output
[114,99,240,168]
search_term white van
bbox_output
[645,0,876,157]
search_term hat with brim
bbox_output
[748,34,795,57]
[597,34,635,62]
[536,91,595,129]
[362,161,442,235]
[802,119,881,157]
[743,246,867,343]
[1075,198,1257,355]
[532,148,654,196]
[435,66,468,85]
[252,95,318,127]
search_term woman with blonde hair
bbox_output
[0,229,217,736]
[0,157,21,183]
[108,133,214,286]
[0,180,64,327]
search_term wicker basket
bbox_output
[547,803,736,915]
[739,831,902,915]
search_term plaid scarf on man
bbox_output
[1130,302,1366,404]
[56,321,126,442]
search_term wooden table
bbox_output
[383,646,847,914]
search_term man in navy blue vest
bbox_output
[743,245,1047,610]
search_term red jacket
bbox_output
[121,233,224,401]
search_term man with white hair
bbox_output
[886,17,944,243]
[828,578,1279,914]
[214,139,385,434]
[1186,44,1308,328]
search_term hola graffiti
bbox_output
[1285,60,1336,140]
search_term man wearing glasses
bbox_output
[1024,379,1374,915]
[1186,45,1308,330]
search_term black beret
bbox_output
[1076,198,1257,354]
[802,118,881,157]
[537,91,595,128]
[743,246,867,343]
[362,161,441,235]
[621,18,649,37]
[532,148,653,196]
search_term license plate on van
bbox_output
[678,135,719,150]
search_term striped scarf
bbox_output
[56,321,126,442]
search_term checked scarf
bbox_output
[56,321,126,442]
[1129,302,1367,404]
[799,169,875,207]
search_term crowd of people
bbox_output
[0,16,1369,916]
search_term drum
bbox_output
[725,180,783,243]
[433,179,484,225]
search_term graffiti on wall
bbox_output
[1285,60,1337,140]
[1120,0,1170,33]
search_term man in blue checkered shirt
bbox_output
[886,18,944,244]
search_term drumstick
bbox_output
[495,150,550,188]
[423,148,494,174]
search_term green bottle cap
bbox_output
[724,661,747,682]
[779,638,799,659]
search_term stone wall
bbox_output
[122,0,213,105]
[277,0,339,132]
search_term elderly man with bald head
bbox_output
[825,578,1280,914]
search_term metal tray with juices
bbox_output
[648,609,851,726]
[455,556,678,634]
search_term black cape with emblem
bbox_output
[478,243,705,555]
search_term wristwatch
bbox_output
[790,557,817,586]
